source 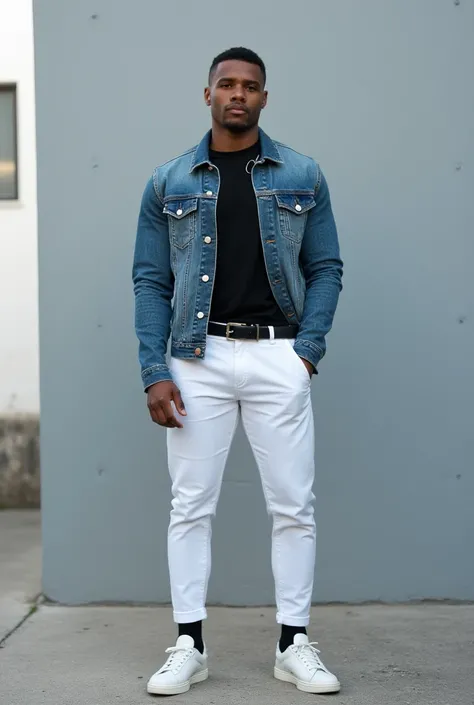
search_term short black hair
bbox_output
[209,47,266,85]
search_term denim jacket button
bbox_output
[295,203,302,212]
[197,312,205,319]
[202,275,209,282]
[206,190,213,196]
[204,236,212,244]
[176,208,183,216]
[194,347,202,356]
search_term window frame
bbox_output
[0,83,19,201]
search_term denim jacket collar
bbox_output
[189,127,284,172]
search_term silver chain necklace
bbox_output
[245,155,261,174]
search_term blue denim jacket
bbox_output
[133,129,342,390]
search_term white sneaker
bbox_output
[147,635,208,696]
[274,633,341,694]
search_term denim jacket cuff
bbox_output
[293,339,324,373]
[142,364,172,392]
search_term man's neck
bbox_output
[210,123,259,152]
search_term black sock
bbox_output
[279,625,307,653]
[178,621,204,654]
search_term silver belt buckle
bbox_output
[225,322,247,340]
[225,322,260,341]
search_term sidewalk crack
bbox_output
[0,593,43,648]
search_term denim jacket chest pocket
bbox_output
[163,197,198,249]
[275,193,316,243]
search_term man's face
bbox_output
[205,60,267,133]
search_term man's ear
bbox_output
[262,90,268,109]
[204,87,211,106]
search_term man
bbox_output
[133,47,343,696]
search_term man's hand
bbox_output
[147,381,187,429]
[300,358,314,378]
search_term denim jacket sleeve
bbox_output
[132,174,174,390]
[293,168,343,371]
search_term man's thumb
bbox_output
[173,388,187,415]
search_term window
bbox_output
[0,84,18,200]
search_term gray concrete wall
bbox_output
[34,0,474,604]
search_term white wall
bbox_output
[0,0,38,413]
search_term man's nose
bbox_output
[231,85,246,102]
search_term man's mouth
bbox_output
[226,106,248,115]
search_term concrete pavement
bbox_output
[1,510,473,704]
[0,510,41,641]
[1,604,473,704]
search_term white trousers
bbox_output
[167,335,316,627]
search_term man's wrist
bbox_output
[294,339,322,374]
[142,363,172,391]
[299,357,315,378]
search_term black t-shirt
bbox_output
[209,142,287,326]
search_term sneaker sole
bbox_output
[274,666,341,694]
[147,668,208,695]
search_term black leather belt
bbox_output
[208,321,298,341]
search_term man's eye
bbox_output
[221,83,231,88]
[248,86,257,92]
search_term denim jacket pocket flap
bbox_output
[163,198,198,219]
[275,193,316,215]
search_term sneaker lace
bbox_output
[293,641,329,674]
[159,645,192,674]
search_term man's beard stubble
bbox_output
[222,113,259,134]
